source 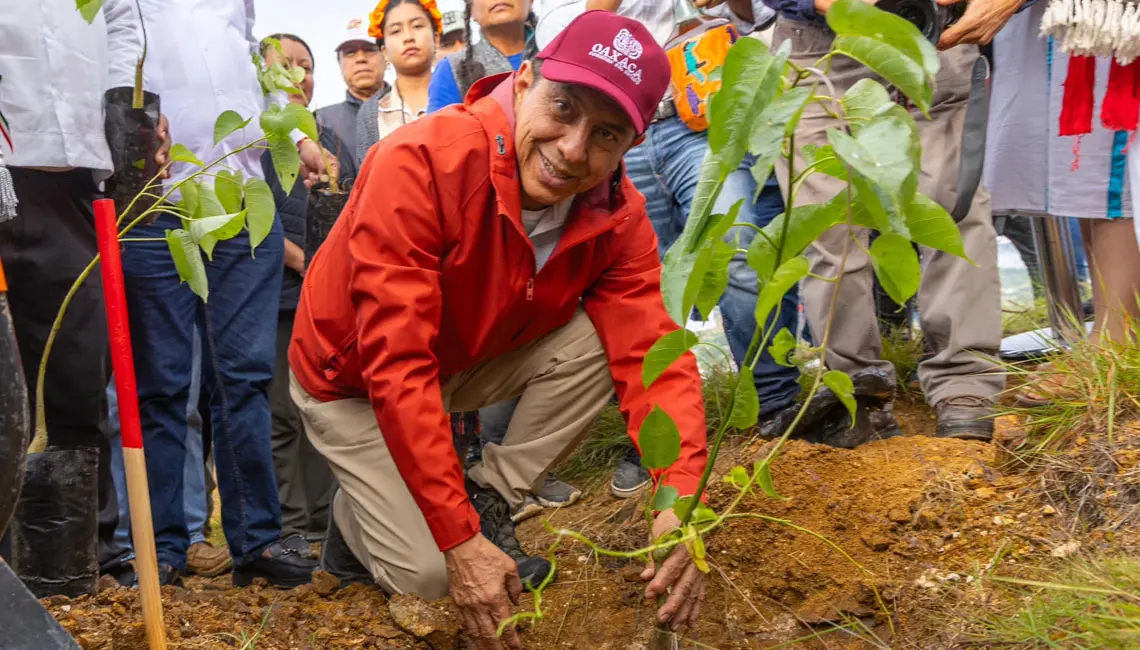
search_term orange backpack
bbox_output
[665,20,739,132]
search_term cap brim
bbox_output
[538,58,647,134]
[336,38,374,51]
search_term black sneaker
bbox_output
[610,447,651,498]
[158,564,184,588]
[761,367,904,448]
[466,478,554,590]
[319,513,373,587]
[232,535,317,588]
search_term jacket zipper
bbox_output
[526,278,534,301]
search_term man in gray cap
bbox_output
[315,17,389,165]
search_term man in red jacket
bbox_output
[290,11,709,648]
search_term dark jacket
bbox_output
[315,87,386,168]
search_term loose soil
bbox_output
[44,409,1140,649]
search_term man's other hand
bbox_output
[937,0,1021,49]
[444,534,523,650]
[641,509,708,631]
[155,114,172,179]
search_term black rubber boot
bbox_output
[466,478,554,590]
[318,512,373,588]
[232,534,317,588]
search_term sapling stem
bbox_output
[32,137,270,449]
[131,0,147,110]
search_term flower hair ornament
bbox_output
[369,0,443,38]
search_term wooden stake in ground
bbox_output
[94,199,168,650]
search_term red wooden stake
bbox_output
[94,199,168,650]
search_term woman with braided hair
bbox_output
[355,0,443,165]
[426,0,534,113]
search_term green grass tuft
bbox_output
[983,557,1140,649]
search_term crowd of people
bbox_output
[2,0,1139,648]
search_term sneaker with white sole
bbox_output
[533,476,582,508]
[610,450,651,499]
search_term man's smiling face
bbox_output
[512,61,638,210]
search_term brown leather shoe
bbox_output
[935,395,995,441]
[186,541,233,577]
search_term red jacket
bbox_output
[289,74,707,552]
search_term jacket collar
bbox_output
[465,73,639,234]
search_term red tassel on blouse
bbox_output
[1102,60,1140,132]
[1060,55,1097,136]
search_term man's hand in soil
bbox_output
[936,0,1022,49]
[298,138,339,189]
[444,534,523,650]
[155,114,172,180]
[642,509,707,630]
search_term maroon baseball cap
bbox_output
[536,10,670,133]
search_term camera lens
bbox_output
[876,0,940,42]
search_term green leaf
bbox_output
[827,112,920,238]
[215,170,244,215]
[725,465,750,491]
[673,496,694,521]
[169,143,204,167]
[869,232,922,305]
[244,178,276,251]
[661,203,736,325]
[693,238,736,320]
[131,158,147,170]
[179,180,202,220]
[189,211,246,260]
[746,193,845,282]
[290,65,307,84]
[652,485,679,512]
[830,35,932,115]
[289,102,320,143]
[822,370,857,423]
[213,110,252,146]
[841,79,893,130]
[76,0,104,23]
[801,144,848,181]
[638,406,682,471]
[268,137,301,195]
[708,38,786,175]
[260,103,300,138]
[687,530,710,573]
[755,256,810,331]
[769,328,796,368]
[752,459,786,500]
[827,121,915,209]
[692,503,718,524]
[726,371,759,430]
[905,193,968,258]
[642,329,701,389]
[826,0,940,80]
[749,86,813,187]
[166,229,209,300]
[197,184,227,219]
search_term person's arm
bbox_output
[936,0,1024,49]
[427,58,463,113]
[102,0,145,91]
[581,206,709,630]
[581,211,708,499]
[284,239,305,274]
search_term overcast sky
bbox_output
[253,0,468,110]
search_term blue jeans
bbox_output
[624,115,800,416]
[109,329,208,560]
[122,214,285,569]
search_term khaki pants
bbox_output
[290,308,613,598]
[773,21,1004,405]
